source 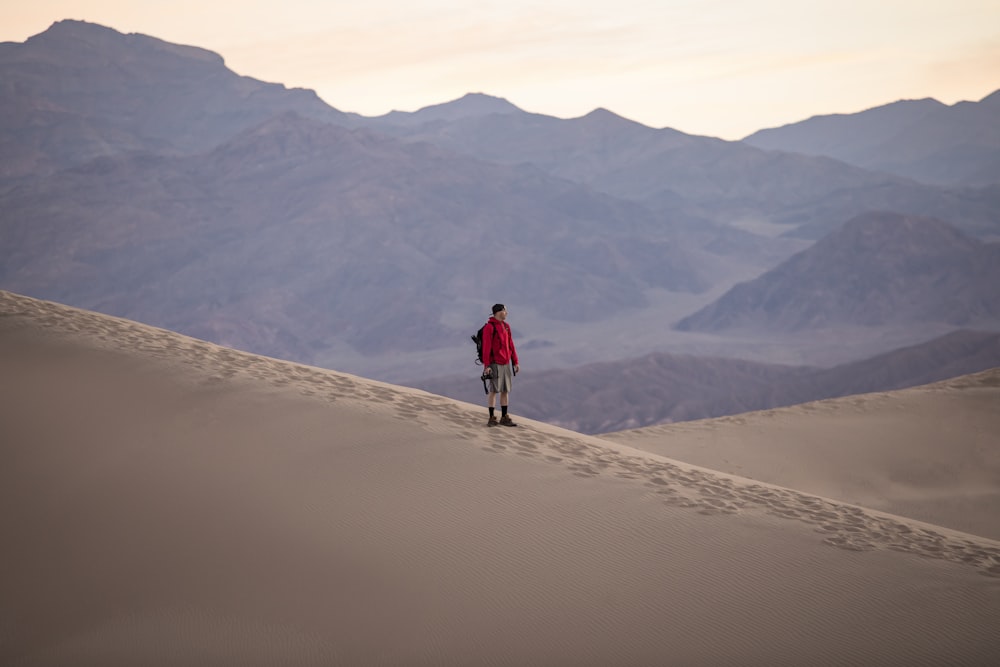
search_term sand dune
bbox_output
[2,289,1000,666]
[604,370,1000,541]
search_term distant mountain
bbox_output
[675,212,1000,333]
[745,99,947,158]
[371,93,524,125]
[0,111,708,361]
[0,19,354,185]
[803,328,1000,398]
[743,91,1000,187]
[414,330,1000,434]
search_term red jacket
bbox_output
[482,317,518,367]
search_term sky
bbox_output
[2,0,999,139]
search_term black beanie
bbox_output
[492,303,505,314]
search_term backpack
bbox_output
[472,321,499,366]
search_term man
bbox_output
[482,303,519,427]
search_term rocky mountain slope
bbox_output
[676,212,1000,333]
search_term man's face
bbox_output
[495,308,507,321]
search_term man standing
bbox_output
[482,303,519,427]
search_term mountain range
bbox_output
[1,110,709,357]
[2,19,999,429]
[361,95,1000,241]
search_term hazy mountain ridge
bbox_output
[743,91,1000,187]
[744,98,947,158]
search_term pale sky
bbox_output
[3,0,999,139]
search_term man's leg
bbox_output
[487,390,498,426]
[499,391,516,426]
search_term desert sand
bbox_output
[604,370,1000,541]
[2,289,999,666]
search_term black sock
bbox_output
[489,407,495,418]
[501,405,508,417]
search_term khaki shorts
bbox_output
[488,363,514,394]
